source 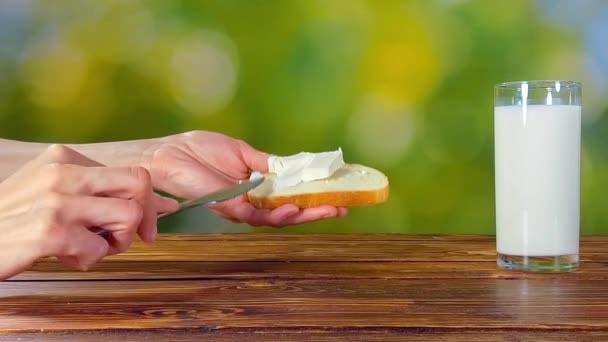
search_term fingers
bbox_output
[127,166,156,243]
[37,164,158,243]
[35,208,110,271]
[212,200,347,227]
[0,146,109,217]
[57,228,109,271]
[32,147,155,210]
[1,144,163,277]
[273,205,344,226]
[78,197,144,253]
[38,194,144,255]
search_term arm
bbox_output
[1,132,347,226]
[0,138,159,180]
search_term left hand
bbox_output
[140,131,348,227]
[0,145,179,279]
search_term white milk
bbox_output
[495,105,581,256]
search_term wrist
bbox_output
[71,138,162,170]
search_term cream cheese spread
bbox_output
[267,148,345,188]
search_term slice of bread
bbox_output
[247,164,389,209]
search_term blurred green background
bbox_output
[1,0,607,234]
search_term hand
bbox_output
[143,131,348,227]
[0,145,178,280]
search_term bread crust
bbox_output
[247,184,389,209]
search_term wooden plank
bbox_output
[45,239,602,263]
[13,261,608,281]
[154,234,608,243]
[154,234,498,241]
[110,239,498,262]
[1,279,608,332]
[2,329,607,342]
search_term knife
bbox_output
[158,174,265,219]
[94,174,265,237]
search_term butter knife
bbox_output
[94,174,264,237]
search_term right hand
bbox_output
[142,131,348,226]
[0,145,178,280]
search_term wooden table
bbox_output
[2,234,608,341]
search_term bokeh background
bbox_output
[1,0,607,234]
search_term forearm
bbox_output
[0,138,161,180]
[72,138,161,170]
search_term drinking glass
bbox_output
[495,80,582,272]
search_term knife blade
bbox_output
[94,174,265,237]
[158,175,265,219]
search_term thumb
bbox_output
[239,141,270,173]
[154,193,179,214]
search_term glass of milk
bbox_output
[495,80,582,272]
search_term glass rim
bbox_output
[495,80,581,90]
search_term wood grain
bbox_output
[151,234,608,242]
[58,236,608,263]
[2,329,606,342]
[1,234,607,341]
[13,261,608,281]
[2,279,608,331]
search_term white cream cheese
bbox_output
[268,148,345,188]
[247,171,264,182]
